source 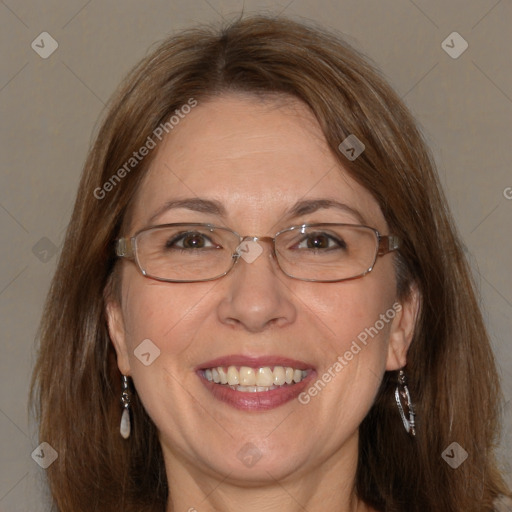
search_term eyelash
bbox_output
[164,231,347,251]
[165,232,218,250]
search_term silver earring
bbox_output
[395,369,416,436]
[120,375,131,439]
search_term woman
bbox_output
[31,15,511,512]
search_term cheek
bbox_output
[302,269,396,355]
[118,277,213,416]
[119,273,226,405]
[296,270,396,416]
[290,274,398,459]
[120,269,213,349]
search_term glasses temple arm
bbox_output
[378,235,400,256]
[115,238,135,259]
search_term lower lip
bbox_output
[198,372,316,411]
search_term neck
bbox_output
[163,433,373,512]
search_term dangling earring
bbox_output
[395,369,416,437]
[120,375,131,439]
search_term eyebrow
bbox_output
[146,197,367,226]
[146,198,226,225]
[285,199,367,225]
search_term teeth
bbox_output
[232,385,279,392]
[204,365,308,390]
[256,367,274,387]
[218,367,228,384]
[239,366,255,386]
[273,366,286,385]
[227,366,239,386]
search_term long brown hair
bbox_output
[31,15,511,512]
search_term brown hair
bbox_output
[31,15,511,512]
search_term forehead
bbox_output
[129,94,386,233]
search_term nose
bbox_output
[216,238,297,332]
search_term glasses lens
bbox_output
[134,225,238,282]
[275,224,379,281]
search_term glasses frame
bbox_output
[115,222,400,283]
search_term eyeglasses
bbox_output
[115,223,400,283]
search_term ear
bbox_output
[386,283,421,371]
[104,280,132,376]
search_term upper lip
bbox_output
[197,354,315,371]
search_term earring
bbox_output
[395,369,416,437]
[120,375,131,439]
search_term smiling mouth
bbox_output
[202,365,309,392]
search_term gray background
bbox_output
[1,0,511,510]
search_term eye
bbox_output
[296,232,347,250]
[166,231,218,250]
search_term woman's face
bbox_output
[107,94,417,486]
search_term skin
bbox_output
[107,94,419,512]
